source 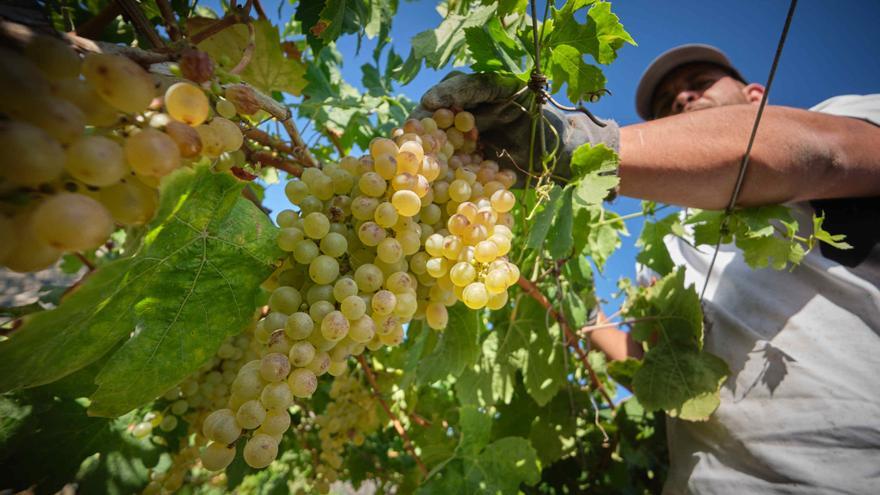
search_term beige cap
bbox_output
[635,44,745,120]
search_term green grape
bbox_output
[306,284,335,305]
[376,237,403,264]
[310,174,334,201]
[165,82,209,126]
[357,221,386,247]
[216,99,237,119]
[260,382,293,410]
[319,232,347,258]
[24,35,81,81]
[288,368,318,398]
[263,312,288,332]
[340,295,366,320]
[303,212,330,239]
[0,121,65,186]
[266,329,293,355]
[51,78,119,127]
[385,271,415,293]
[236,399,267,430]
[31,193,113,251]
[433,109,454,129]
[132,422,153,438]
[65,135,127,187]
[289,341,316,367]
[424,233,444,257]
[98,177,158,226]
[369,290,395,316]
[393,291,418,319]
[309,255,340,285]
[333,277,359,301]
[408,252,429,275]
[269,286,302,314]
[259,353,291,383]
[171,399,189,415]
[358,171,386,197]
[426,257,449,278]
[163,120,203,158]
[374,201,399,228]
[453,110,475,132]
[350,196,379,221]
[448,179,472,203]
[277,227,305,251]
[201,442,236,471]
[9,94,85,146]
[425,302,448,329]
[284,180,310,205]
[125,129,181,178]
[309,301,335,324]
[354,264,384,293]
[348,315,375,343]
[203,409,241,444]
[373,153,397,180]
[195,124,224,158]
[260,408,291,436]
[231,367,264,401]
[292,239,319,264]
[391,190,420,217]
[81,53,155,114]
[209,117,243,151]
[284,311,313,340]
[327,360,347,377]
[320,311,349,341]
[307,351,331,376]
[276,210,299,228]
[243,433,278,469]
[396,229,421,256]
[159,415,178,432]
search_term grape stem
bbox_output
[75,252,96,272]
[324,127,346,156]
[357,354,429,477]
[516,276,617,409]
[230,21,256,75]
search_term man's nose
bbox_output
[672,90,699,114]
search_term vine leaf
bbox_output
[416,303,482,384]
[549,44,606,103]
[455,332,516,407]
[518,298,567,406]
[191,19,307,96]
[464,17,526,75]
[632,342,729,421]
[525,184,563,249]
[547,0,635,66]
[627,268,703,345]
[0,166,282,417]
[411,5,496,69]
[547,187,574,259]
[636,213,680,277]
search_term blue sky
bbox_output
[247,0,880,314]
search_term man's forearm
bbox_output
[617,104,880,209]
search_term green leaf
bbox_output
[193,19,307,95]
[519,298,566,406]
[549,44,606,103]
[411,5,496,68]
[812,214,852,250]
[455,333,516,407]
[570,142,619,178]
[636,213,679,276]
[588,1,637,64]
[0,392,158,493]
[607,357,642,390]
[547,187,574,258]
[574,205,626,269]
[417,304,482,384]
[626,268,703,345]
[526,184,563,249]
[463,437,541,493]
[497,0,529,17]
[464,17,525,74]
[573,173,618,206]
[0,167,282,416]
[457,406,492,456]
[547,1,635,66]
[632,341,729,421]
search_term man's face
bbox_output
[650,62,749,119]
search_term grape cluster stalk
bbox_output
[0,36,245,272]
[199,107,521,475]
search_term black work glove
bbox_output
[410,72,620,180]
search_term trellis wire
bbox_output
[700,0,799,300]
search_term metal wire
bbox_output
[700,0,799,301]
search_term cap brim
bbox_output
[635,44,744,120]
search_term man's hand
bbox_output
[411,72,620,180]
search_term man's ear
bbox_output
[742,83,765,103]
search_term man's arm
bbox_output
[618,104,880,209]
[585,311,643,362]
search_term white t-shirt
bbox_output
[660,95,880,495]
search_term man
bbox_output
[414,44,880,493]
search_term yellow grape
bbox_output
[50,78,119,127]
[2,213,61,272]
[0,121,65,186]
[65,135,127,187]
[125,129,181,177]
[425,302,448,329]
[454,111,475,132]
[462,282,489,309]
[201,442,236,471]
[449,261,476,287]
[358,172,387,197]
[369,137,398,159]
[165,82,210,126]
[24,35,81,81]
[164,121,203,158]
[81,53,155,114]
[216,99,237,119]
[391,190,420,217]
[490,189,516,212]
[7,94,84,146]
[474,240,499,263]
[243,433,278,469]
[32,193,114,251]
[98,177,158,226]
[433,108,454,129]
[195,124,224,158]
[210,117,243,151]
[487,290,508,310]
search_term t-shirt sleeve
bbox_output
[809,94,880,126]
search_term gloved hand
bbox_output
[410,72,620,180]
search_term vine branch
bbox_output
[155,0,181,41]
[357,355,428,477]
[517,277,617,409]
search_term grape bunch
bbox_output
[310,373,380,493]
[0,36,244,272]
[199,106,521,472]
